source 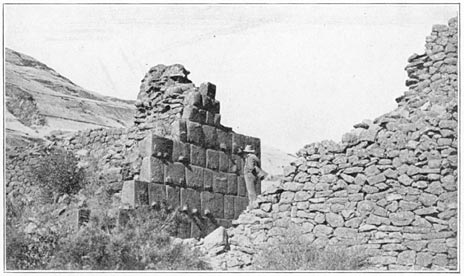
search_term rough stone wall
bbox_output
[5,145,48,203]
[226,17,458,271]
[120,66,262,238]
[5,63,262,239]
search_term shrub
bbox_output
[252,227,367,271]
[50,206,211,270]
[32,147,84,202]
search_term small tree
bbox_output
[32,147,84,203]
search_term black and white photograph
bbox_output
[2,2,459,272]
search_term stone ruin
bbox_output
[216,17,458,271]
[4,16,459,271]
[120,64,262,237]
[6,62,262,238]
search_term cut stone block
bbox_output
[197,110,207,124]
[172,141,190,163]
[219,151,230,172]
[139,156,164,183]
[185,165,204,189]
[121,180,149,208]
[234,197,249,219]
[148,183,167,205]
[224,195,235,219]
[166,185,180,209]
[177,214,191,239]
[139,133,173,160]
[182,105,200,122]
[238,176,247,197]
[217,129,232,153]
[199,82,216,99]
[227,173,238,195]
[183,90,203,107]
[205,111,215,125]
[232,133,246,154]
[164,162,186,186]
[202,125,218,149]
[203,169,214,191]
[216,219,232,229]
[180,188,201,211]
[206,149,220,170]
[230,155,243,174]
[214,114,221,125]
[213,172,228,194]
[201,191,224,218]
[171,119,187,142]
[186,121,205,146]
[202,95,214,111]
[190,144,206,167]
[211,100,220,114]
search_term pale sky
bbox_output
[4,4,458,153]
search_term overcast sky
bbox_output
[4,4,458,153]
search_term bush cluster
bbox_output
[31,147,85,203]
[252,227,368,270]
[7,147,210,271]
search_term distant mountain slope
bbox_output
[4,48,294,173]
[4,48,135,141]
[261,144,296,178]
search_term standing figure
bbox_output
[242,145,267,208]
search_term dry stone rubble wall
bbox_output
[226,17,458,271]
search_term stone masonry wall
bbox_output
[120,67,262,238]
[5,64,262,239]
[225,17,458,271]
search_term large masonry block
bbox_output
[227,173,238,195]
[164,162,185,186]
[171,119,187,142]
[183,91,203,107]
[166,186,180,209]
[203,125,218,149]
[230,155,242,174]
[190,144,206,167]
[140,133,173,159]
[217,129,232,153]
[121,180,149,208]
[234,197,249,219]
[148,183,166,205]
[205,111,215,125]
[172,141,190,163]
[206,149,220,170]
[199,82,216,99]
[238,176,247,197]
[203,168,214,191]
[185,165,204,189]
[213,172,228,194]
[186,121,205,146]
[139,156,164,183]
[181,188,201,211]
[219,151,230,172]
[182,106,200,122]
[232,133,246,154]
[201,191,224,218]
[211,100,220,114]
[224,195,235,219]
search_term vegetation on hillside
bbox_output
[6,146,210,270]
[252,227,368,270]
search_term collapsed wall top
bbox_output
[133,64,224,138]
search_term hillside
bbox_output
[4,48,135,143]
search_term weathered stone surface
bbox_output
[326,213,344,227]
[389,211,415,226]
